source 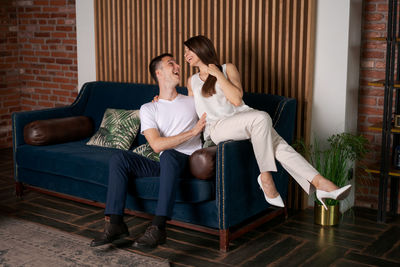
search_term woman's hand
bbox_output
[207,64,223,79]
[214,63,244,106]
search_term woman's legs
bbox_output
[271,127,319,194]
[268,127,346,195]
[209,110,339,198]
[210,110,278,172]
[210,110,280,198]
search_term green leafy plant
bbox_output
[294,133,369,206]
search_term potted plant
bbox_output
[294,132,369,225]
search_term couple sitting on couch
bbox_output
[90,35,352,249]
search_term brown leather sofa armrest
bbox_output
[189,146,217,180]
[24,116,94,146]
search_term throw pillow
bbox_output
[132,143,160,162]
[86,108,140,150]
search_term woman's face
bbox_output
[184,46,202,66]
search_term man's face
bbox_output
[157,56,180,85]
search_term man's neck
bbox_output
[158,84,179,101]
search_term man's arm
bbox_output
[143,113,206,153]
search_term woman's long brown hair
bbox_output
[184,35,222,97]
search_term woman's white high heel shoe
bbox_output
[257,175,285,207]
[316,184,352,210]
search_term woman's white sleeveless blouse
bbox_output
[190,64,252,138]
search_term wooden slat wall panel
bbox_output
[94,0,316,209]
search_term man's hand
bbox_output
[143,113,206,153]
[191,113,206,136]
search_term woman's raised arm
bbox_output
[208,63,243,106]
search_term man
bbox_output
[90,53,206,248]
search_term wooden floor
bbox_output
[1,148,399,267]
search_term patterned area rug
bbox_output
[0,216,169,267]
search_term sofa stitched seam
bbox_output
[70,82,88,109]
[272,99,283,122]
[18,167,111,187]
[273,100,287,128]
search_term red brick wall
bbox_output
[18,0,78,110]
[357,0,400,212]
[0,0,78,149]
[0,0,20,148]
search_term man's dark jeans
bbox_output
[104,149,189,218]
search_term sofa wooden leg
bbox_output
[219,229,230,252]
[15,182,24,198]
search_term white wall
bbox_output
[312,0,362,141]
[310,0,363,211]
[346,0,363,134]
[76,0,96,90]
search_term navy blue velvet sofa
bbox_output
[12,81,296,251]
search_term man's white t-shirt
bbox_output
[140,94,202,155]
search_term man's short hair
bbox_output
[149,53,173,83]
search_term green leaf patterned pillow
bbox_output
[132,142,160,162]
[86,108,140,150]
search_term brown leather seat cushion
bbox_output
[24,116,94,146]
[189,146,217,180]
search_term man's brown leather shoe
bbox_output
[133,225,166,248]
[90,221,129,247]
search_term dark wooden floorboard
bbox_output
[303,246,348,267]
[221,232,283,265]
[271,241,322,267]
[166,227,221,249]
[14,211,81,233]
[241,237,303,266]
[159,238,222,260]
[29,197,96,216]
[386,244,400,261]
[273,224,366,250]
[333,259,372,267]
[345,251,400,267]
[363,226,400,257]
[1,148,399,267]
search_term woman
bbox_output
[183,35,351,210]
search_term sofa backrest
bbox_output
[243,92,297,143]
[71,82,183,124]
[71,81,187,145]
[244,92,285,118]
[71,81,296,145]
